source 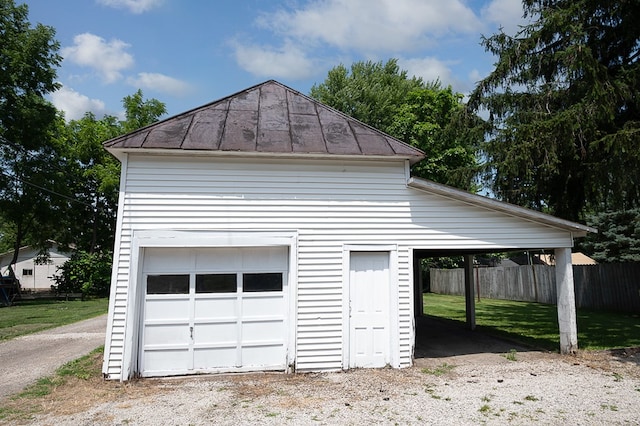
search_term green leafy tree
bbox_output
[52,250,112,297]
[58,90,166,254]
[121,89,167,133]
[53,91,166,294]
[57,113,122,253]
[310,59,423,131]
[387,84,485,190]
[469,0,640,221]
[0,0,62,276]
[311,59,482,190]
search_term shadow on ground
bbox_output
[414,315,531,359]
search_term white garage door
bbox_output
[140,246,288,377]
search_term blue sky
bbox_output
[25,0,527,121]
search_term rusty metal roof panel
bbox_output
[257,83,291,152]
[317,108,360,155]
[143,115,192,149]
[104,80,425,163]
[350,122,396,155]
[290,113,326,153]
[287,90,317,115]
[229,87,259,111]
[118,131,147,148]
[219,109,257,151]
[181,107,227,150]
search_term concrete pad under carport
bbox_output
[413,247,578,355]
[413,315,533,365]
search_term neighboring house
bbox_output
[0,242,72,292]
[101,80,595,381]
[537,252,598,266]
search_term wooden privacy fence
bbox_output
[429,263,640,313]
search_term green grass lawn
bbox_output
[424,293,640,351]
[0,298,109,341]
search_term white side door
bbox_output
[349,251,390,368]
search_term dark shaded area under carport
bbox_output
[413,315,531,359]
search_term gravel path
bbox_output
[0,314,107,399]
[31,348,640,425]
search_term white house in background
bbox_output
[0,242,72,291]
[101,80,595,381]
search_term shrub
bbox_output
[52,251,112,297]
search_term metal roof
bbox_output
[103,80,425,164]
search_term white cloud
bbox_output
[232,40,316,80]
[62,33,134,83]
[468,69,484,85]
[127,72,192,96]
[96,0,163,14]
[481,0,526,35]
[50,86,107,121]
[399,57,456,87]
[257,0,482,53]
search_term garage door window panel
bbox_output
[196,273,237,293]
[243,273,283,292]
[147,274,189,294]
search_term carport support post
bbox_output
[464,254,476,331]
[555,247,578,354]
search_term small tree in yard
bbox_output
[52,251,112,298]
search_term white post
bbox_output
[555,247,578,353]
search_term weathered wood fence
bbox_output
[429,263,640,313]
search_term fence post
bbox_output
[555,247,578,354]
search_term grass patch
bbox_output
[0,298,108,341]
[503,349,518,361]
[423,293,640,351]
[421,362,456,376]
[1,347,105,422]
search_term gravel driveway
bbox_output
[29,346,640,425]
[0,314,107,399]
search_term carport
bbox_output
[408,178,596,355]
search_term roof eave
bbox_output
[407,177,597,237]
[105,146,424,164]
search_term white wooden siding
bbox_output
[104,155,574,379]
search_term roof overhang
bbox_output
[407,177,597,238]
[106,146,421,165]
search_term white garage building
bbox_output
[102,81,594,380]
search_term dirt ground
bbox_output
[3,317,639,425]
[3,345,637,425]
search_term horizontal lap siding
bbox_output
[105,156,573,377]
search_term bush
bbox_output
[52,251,112,297]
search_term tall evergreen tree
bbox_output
[469,0,640,221]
